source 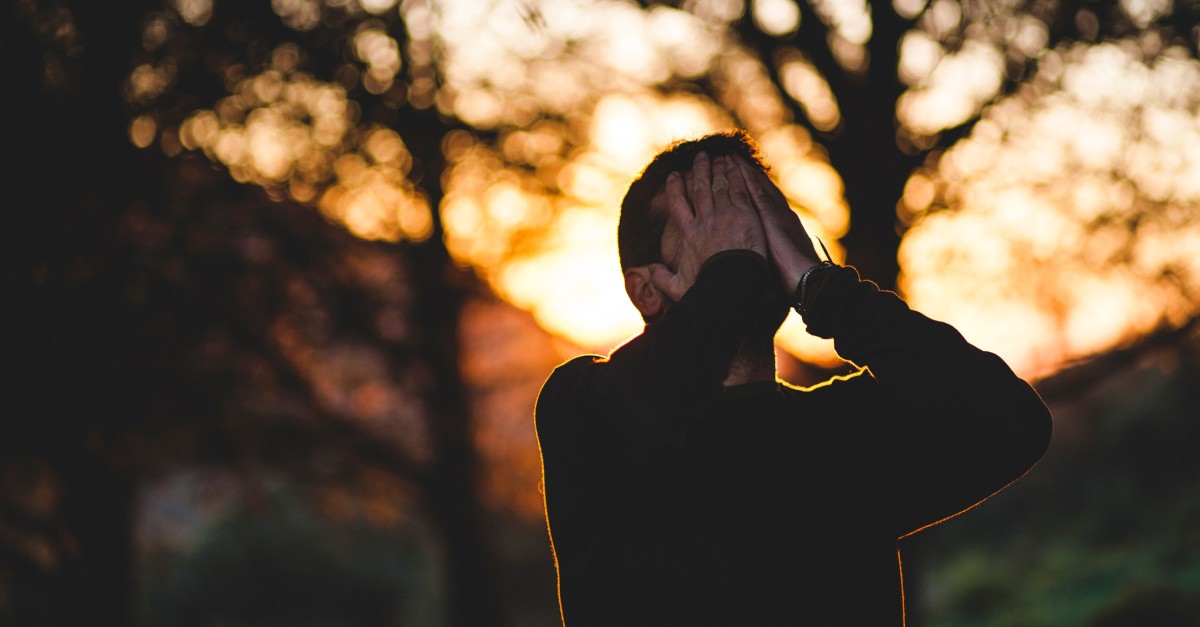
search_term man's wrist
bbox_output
[792,259,836,317]
[784,259,820,292]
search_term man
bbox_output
[535,131,1051,625]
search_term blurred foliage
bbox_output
[132,468,563,627]
[900,40,1200,374]
[138,476,444,627]
[3,0,512,622]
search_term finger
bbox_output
[735,158,782,217]
[690,152,714,217]
[734,158,818,260]
[741,157,779,193]
[711,154,730,198]
[647,263,687,303]
[663,171,693,225]
[724,156,754,210]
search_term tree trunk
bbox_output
[403,114,511,627]
[823,2,919,291]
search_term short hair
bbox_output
[617,129,769,271]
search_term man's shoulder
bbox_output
[541,354,602,391]
[535,354,603,429]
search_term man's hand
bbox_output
[647,153,768,302]
[732,157,821,294]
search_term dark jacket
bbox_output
[536,251,1052,626]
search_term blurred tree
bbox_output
[84,0,1200,370]
[3,1,508,625]
[638,0,1200,372]
[583,0,1190,287]
[8,0,1200,624]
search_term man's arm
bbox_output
[808,266,1052,536]
[735,158,1051,536]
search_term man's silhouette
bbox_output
[535,131,1051,626]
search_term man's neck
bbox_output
[723,343,777,387]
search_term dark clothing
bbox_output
[535,251,1052,626]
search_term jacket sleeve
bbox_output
[802,265,1053,538]
[535,250,775,491]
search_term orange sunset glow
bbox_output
[165,1,858,365]
[109,0,1200,402]
[147,0,1200,379]
[901,41,1200,376]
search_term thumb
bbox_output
[647,263,686,303]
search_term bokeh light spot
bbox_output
[753,0,801,36]
[130,115,157,149]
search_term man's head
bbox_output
[618,130,784,329]
[618,130,770,274]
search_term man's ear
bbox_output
[624,267,664,320]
